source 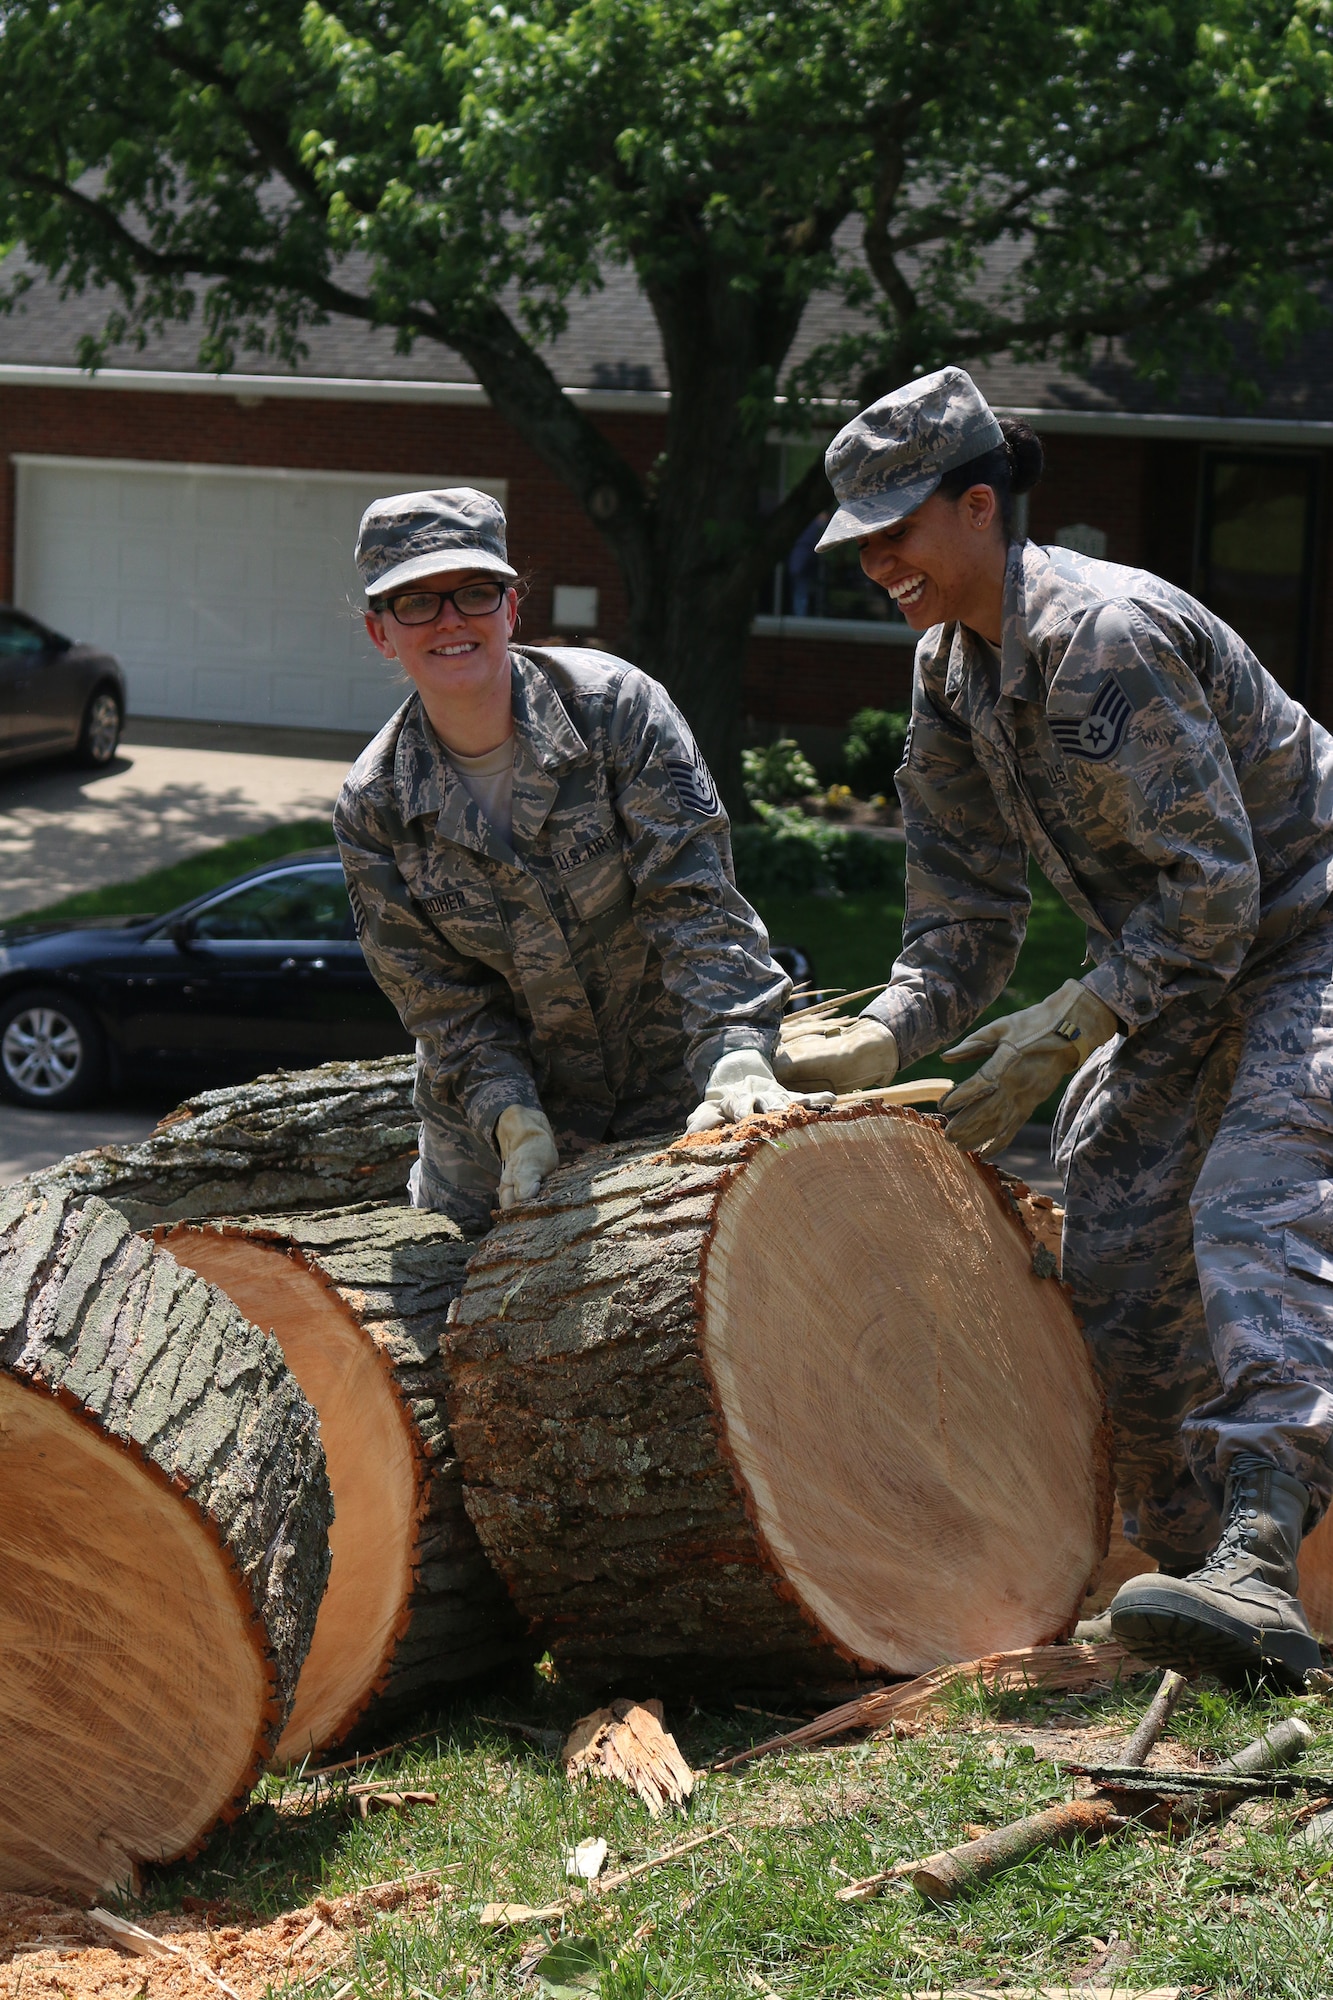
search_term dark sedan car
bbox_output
[0,850,411,1107]
[0,605,126,770]
[0,847,817,1109]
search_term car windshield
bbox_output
[190,867,354,942]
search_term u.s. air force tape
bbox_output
[1049,674,1133,762]
[663,747,721,816]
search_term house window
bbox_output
[758,442,909,629]
[1198,453,1319,693]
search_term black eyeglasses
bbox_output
[379,581,507,624]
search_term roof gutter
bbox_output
[1,362,1332,446]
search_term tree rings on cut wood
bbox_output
[39,1056,419,1230]
[157,1204,526,1765]
[448,1103,1113,1689]
[0,1185,331,1897]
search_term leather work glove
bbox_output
[495,1104,560,1209]
[939,978,1120,1157]
[684,1049,834,1134]
[771,1013,899,1095]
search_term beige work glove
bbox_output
[939,978,1120,1157]
[772,1014,899,1095]
[685,1049,833,1134]
[495,1104,560,1209]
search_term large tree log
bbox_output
[36,1057,419,1229]
[447,1102,1113,1690]
[0,1184,331,1897]
[157,1203,527,1764]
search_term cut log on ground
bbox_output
[157,1203,526,1765]
[36,1057,418,1230]
[448,1102,1113,1689]
[0,1184,331,1897]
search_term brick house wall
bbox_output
[5,381,1333,737]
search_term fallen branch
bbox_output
[714,1642,1147,1773]
[302,1727,445,1780]
[89,1907,242,2000]
[836,1664,1187,1906]
[476,1714,565,1754]
[478,1825,730,1928]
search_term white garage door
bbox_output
[13,456,507,732]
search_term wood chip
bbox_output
[288,1916,325,1958]
[563,1698,694,1816]
[88,1908,242,2000]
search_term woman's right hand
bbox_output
[495,1105,560,1208]
[772,1014,899,1095]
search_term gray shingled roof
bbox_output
[3,244,1332,421]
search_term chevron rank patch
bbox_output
[1049,674,1133,762]
[664,747,721,816]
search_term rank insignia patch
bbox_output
[664,747,721,816]
[1049,675,1133,762]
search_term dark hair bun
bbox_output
[999,416,1044,495]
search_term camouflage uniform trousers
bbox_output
[1053,904,1333,1566]
[407,1074,691,1232]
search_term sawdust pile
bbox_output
[0,1873,448,2000]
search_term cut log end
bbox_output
[450,1102,1113,1688]
[0,1186,331,1897]
[158,1227,420,1765]
[698,1110,1111,1674]
[157,1204,527,1764]
[0,1376,270,1895]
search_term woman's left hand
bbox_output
[685,1050,833,1133]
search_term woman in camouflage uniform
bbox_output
[335,487,822,1236]
[777,368,1333,1687]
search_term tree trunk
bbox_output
[0,1184,331,1897]
[36,1056,419,1229]
[157,1203,527,1765]
[447,1102,1113,1691]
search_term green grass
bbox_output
[130,1670,1333,1998]
[0,821,335,934]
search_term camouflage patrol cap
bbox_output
[356,486,518,599]
[815,367,1005,551]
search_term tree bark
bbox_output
[447,1102,1113,1692]
[36,1056,419,1229]
[157,1203,527,1765]
[0,1182,331,1897]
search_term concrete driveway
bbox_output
[0,1103,164,1185]
[0,716,369,921]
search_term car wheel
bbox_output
[0,990,106,1108]
[75,685,123,767]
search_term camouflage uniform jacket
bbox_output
[868,540,1333,1068]
[334,646,788,1144]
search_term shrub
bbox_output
[842,707,910,798]
[731,802,902,899]
[741,737,821,806]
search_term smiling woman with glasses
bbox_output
[334,486,818,1234]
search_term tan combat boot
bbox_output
[1109,1453,1323,1688]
